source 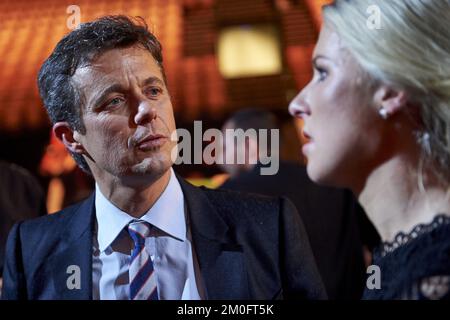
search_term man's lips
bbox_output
[135,134,168,150]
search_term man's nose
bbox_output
[134,100,157,125]
[288,91,311,119]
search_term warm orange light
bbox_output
[304,0,334,29]
[39,132,76,177]
[217,24,282,78]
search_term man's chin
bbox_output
[129,158,154,174]
[130,157,172,176]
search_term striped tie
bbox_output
[127,220,159,300]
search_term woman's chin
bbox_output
[302,141,315,157]
[306,163,340,188]
[306,163,322,183]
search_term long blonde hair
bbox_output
[323,0,450,184]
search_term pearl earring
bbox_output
[414,131,432,156]
[379,107,389,120]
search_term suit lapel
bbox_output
[48,193,95,300]
[178,176,250,299]
[45,176,251,300]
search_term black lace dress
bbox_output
[363,214,450,300]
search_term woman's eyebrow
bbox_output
[312,55,332,65]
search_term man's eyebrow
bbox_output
[141,76,165,87]
[91,83,126,109]
[91,76,165,109]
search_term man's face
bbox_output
[72,46,176,183]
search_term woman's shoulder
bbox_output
[365,214,450,300]
[376,214,450,264]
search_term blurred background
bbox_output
[1,2,382,300]
[0,0,332,213]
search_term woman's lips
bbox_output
[302,130,312,141]
[302,130,314,156]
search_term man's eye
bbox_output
[107,97,124,107]
[145,87,163,98]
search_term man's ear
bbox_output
[53,122,85,155]
[374,85,409,117]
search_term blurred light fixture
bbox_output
[217,24,282,78]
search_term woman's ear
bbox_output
[53,122,85,155]
[374,85,409,117]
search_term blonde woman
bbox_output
[289,0,450,300]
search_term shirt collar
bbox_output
[95,168,186,252]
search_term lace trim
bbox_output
[379,214,450,257]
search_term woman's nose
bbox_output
[289,91,311,119]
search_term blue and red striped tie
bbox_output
[127,220,159,300]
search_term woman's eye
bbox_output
[315,67,328,82]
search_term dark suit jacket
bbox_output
[221,162,379,299]
[0,161,46,274]
[1,175,326,300]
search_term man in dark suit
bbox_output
[1,15,325,300]
[0,161,47,284]
[219,109,380,299]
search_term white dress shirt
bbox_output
[92,169,203,300]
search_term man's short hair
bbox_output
[38,15,166,173]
